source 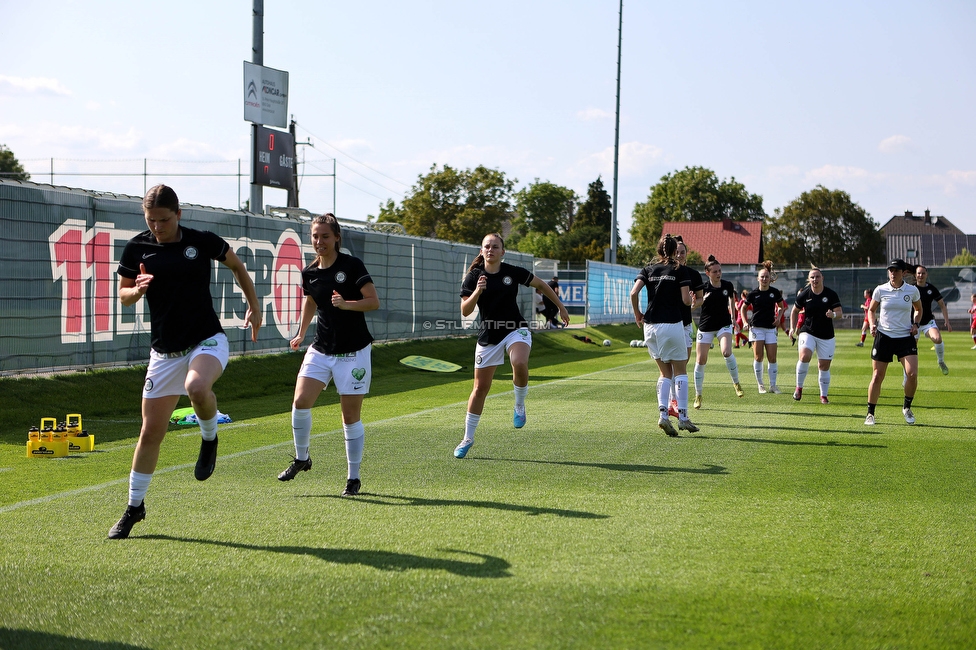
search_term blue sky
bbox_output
[2,1,975,243]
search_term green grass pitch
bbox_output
[1,326,975,648]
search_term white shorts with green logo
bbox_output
[298,344,372,395]
[143,334,229,398]
[475,328,532,369]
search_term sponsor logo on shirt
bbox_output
[142,253,156,259]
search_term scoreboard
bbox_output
[252,125,295,189]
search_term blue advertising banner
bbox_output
[585,261,644,325]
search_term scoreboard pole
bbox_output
[249,0,264,214]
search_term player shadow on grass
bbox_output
[309,493,608,519]
[684,434,886,448]
[0,629,148,649]
[140,534,511,578]
[475,457,729,476]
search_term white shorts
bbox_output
[475,328,532,369]
[917,320,939,337]
[697,325,733,345]
[644,321,686,362]
[683,323,694,349]
[143,334,229,398]
[797,332,836,360]
[298,344,372,395]
[748,326,779,345]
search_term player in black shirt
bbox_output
[693,255,744,408]
[912,265,951,375]
[630,234,698,436]
[667,238,705,416]
[453,233,568,459]
[109,185,262,539]
[277,214,379,496]
[740,261,787,394]
[788,267,842,403]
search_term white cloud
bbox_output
[85,101,101,111]
[0,75,71,96]
[570,141,665,181]
[946,170,976,185]
[17,122,144,154]
[804,164,885,187]
[878,134,911,154]
[576,108,614,121]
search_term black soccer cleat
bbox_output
[194,435,218,481]
[278,456,312,481]
[108,502,146,540]
[341,478,361,496]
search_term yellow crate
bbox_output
[66,434,95,453]
[26,439,68,458]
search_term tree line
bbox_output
[371,162,890,267]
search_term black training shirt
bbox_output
[303,252,375,355]
[461,262,534,346]
[117,227,228,354]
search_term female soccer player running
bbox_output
[789,267,842,404]
[667,238,705,416]
[109,185,262,539]
[453,233,568,459]
[856,290,872,347]
[912,265,951,375]
[693,255,744,408]
[865,259,923,426]
[630,234,698,436]
[277,214,379,497]
[740,261,788,394]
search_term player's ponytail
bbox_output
[656,233,679,267]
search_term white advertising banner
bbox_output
[243,62,289,128]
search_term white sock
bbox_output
[464,412,480,442]
[768,362,778,387]
[657,377,673,415]
[796,361,810,389]
[674,374,689,418]
[724,354,739,383]
[128,470,152,507]
[292,407,312,461]
[819,369,831,397]
[198,414,218,442]
[693,363,705,395]
[754,360,764,386]
[343,421,364,480]
[935,342,945,363]
[514,384,528,411]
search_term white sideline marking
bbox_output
[0,360,646,515]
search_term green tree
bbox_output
[512,179,576,236]
[373,164,515,245]
[629,166,765,257]
[945,248,976,266]
[514,230,561,259]
[558,176,615,262]
[764,185,884,266]
[0,144,30,181]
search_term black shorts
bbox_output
[871,332,917,363]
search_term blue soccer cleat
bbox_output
[454,439,473,459]
[513,405,526,429]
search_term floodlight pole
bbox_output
[249,0,264,214]
[610,0,623,264]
